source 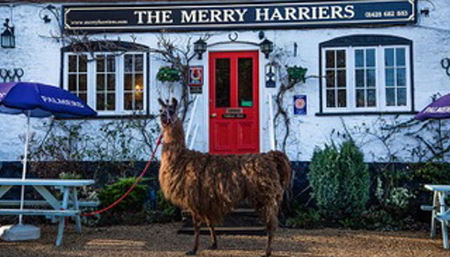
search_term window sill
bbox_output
[315,111,418,116]
[55,114,156,120]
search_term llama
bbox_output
[158,98,292,257]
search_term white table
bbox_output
[0,178,95,246]
[424,184,450,249]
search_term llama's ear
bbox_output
[158,98,167,108]
[171,98,178,109]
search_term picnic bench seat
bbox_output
[0,200,99,208]
[0,209,79,216]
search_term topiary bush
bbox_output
[308,140,370,227]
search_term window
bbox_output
[62,41,149,116]
[319,35,413,114]
[325,49,347,108]
[68,54,88,103]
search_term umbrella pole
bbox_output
[18,112,31,225]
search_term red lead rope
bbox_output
[80,134,163,217]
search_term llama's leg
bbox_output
[186,217,201,255]
[263,206,278,257]
[206,220,217,250]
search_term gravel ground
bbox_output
[0,223,448,257]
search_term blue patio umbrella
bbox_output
[0,82,96,226]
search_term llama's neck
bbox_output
[161,119,186,155]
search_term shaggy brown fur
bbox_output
[158,98,292,257]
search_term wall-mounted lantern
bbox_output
[260,39,273,59]
[193,38,207,60]
[1,18,15,49]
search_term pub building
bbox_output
[0,0,449,164]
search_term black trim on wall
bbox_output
[56,114,157,120]
[318,34,414,116]
[315,111,417,117]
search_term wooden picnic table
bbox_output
[424,184,450,250]
[0,178,96,246]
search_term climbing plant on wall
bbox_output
[269,48,318,152]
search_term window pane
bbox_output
[356,89,365,107]
[69,56,77,72]
[385,48,394,66]
[355,50,364,67]
[135,55,144,72]
[107,94,115,110]
[124,55,133,73]
[326,90,335,107]
[337,70,346,87]
[97,74,105,91]
[336,50,345,68]
[215,58,230,108]
[97,56,105,71]
[124,74,132,91]
[366,69,375,87]
[124,93,133,110]
[107,74,115,91]
[386,88,395,106]
[338,89,346,107]
[355,69,364,88]
[107,56,115,72]
[135,92,144,110]
[397,88,406,106]
[385,68,395,87]
[396,68,406,86]
[79,93,87,103]
[68,75,77,91]
[97,94,104,110]
[367,89,376,107]
[396,48,405,66]
[79,74,87,91]
[326,70,335,88]
[366,49,375,67]
[79,55,87,72]
[326,50,335,68]
[135,74,143,92]
[238,58,253,107]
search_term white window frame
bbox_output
[321,44,411,113]
[63,51,148,116]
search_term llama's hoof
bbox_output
[208,244,218,250]
[185,250,197,256]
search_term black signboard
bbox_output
[63,0,416,33]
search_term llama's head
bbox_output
[158,97,179,127]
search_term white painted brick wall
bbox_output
[0,1,449,162]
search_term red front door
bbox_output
[209,51,259,154]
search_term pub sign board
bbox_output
[63,0,416,33]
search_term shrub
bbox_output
[308,140,370,226]
[145,190,179,223]
[98,177,149,224]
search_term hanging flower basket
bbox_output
[156,66,181,83]
[286,65,307,85]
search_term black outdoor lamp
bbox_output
[260,38,273,59]
[193,38,207,60]
[1,18,15,49]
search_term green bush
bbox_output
[145,190,179,223]
[308,140,370,226]
[286,208,321,229]
[98,177,149,215]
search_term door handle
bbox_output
[210,113,217,118]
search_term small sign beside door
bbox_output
[189,66,203,86]
[294,95,307,115]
